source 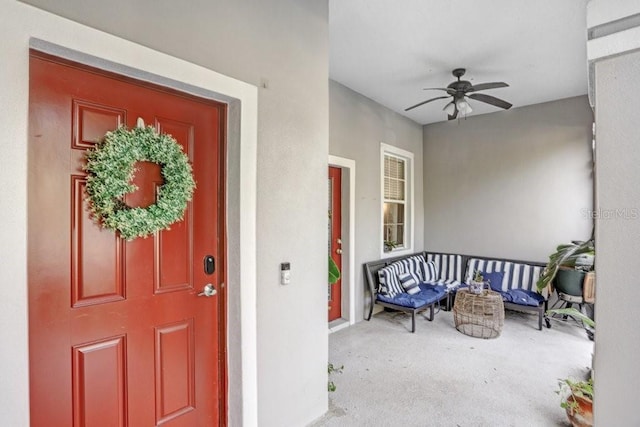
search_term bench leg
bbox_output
[366,296,374,321]
[538,308,543,330]
[411,311,416,333]
[427,304,435,321]
[446,292,453,311]
[538,300,549,330]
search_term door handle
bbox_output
[336,248,342,255]
[198,283,217,297]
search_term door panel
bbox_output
[28,52,226,426]
[72,336,127,427]
[328,166,342,321]
[73,100,125,149]
[155,319,195,423]
[155,118,195,294]
[71,175,126,307]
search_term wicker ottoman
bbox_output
[453,289,505,339]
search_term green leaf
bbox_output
[536,238,594,292]
[329,256,341,284]
[546,308,595,328]
[327,363,343,392]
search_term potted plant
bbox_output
[468,270,486,294]
[383,240,398,252]
[557,377,593,427]
[553,311,595,427]
[536,236,594,294]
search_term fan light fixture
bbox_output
[444,99,472,116]
[443,102,455,115]
[456,99,472,115]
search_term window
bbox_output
[381,143,413,256]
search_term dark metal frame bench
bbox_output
[363,251,550,332]
[463,255,549,330]
[363,252,447,332]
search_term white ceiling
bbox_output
[329,0,590,125]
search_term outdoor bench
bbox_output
[363,251,549,332]
[463,256,549,330]
[363,251,464,332]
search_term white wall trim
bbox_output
[328,155,356,326]
[380,143,415,259]
[587,3,640,113]
[1,3,257,425]
[587,0,640,61]
[587,26,640,61]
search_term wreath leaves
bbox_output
[85,125,196,240]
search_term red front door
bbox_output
[28,52,227,426]
[328,166,342,321]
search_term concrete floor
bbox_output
[310,309,593,427]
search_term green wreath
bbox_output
[85,125,196,240]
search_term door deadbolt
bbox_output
[204,255,215,275]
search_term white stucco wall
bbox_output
[329,80,425,321]
[588,2,640,425]
[1,1,329,426]
[592,48,640,427]
[422,96,594,262]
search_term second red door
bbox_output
[328,166,342,322]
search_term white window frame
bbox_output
[380,143,414,258]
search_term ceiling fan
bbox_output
[405,68,512,120]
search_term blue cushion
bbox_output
[481,271,505,292]
[499,289,545,307]
[376,283,446,308]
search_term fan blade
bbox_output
[448,106,458,120]
[468,82,509,92]
[468,93,512,110]
[404,96,450,112]
[424,87,457,96]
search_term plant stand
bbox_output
[545,293,594,340]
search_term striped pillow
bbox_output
[400,255,426,281]
[421,260,438,282]
[465,258,546,296]
[398,272,420,295]
[378,266,404,297]
[424,253,464,282]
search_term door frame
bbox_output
[328,155,356,331]
[5,11,258,424]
